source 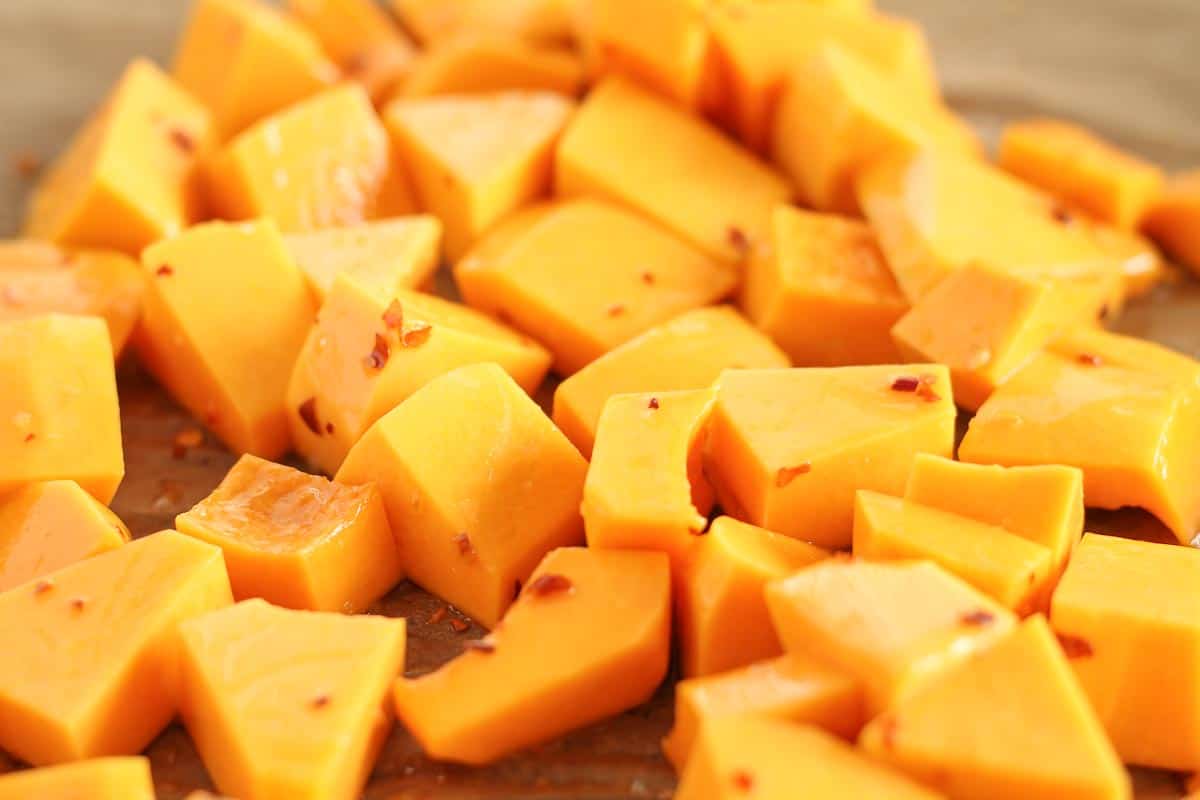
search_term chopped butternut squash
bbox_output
[287,0,417,102]
[456,199,738,375]
[391,0,577,45]
[1000,118,1164,230]
[677,516,828,677]
[960,326,1200,544]
[283,215,443,303]
[385,91,574,260]
[1078,220,1168,298]
[766,559,1015,715]
[336,363,586,627]
[136,220,317,459]
[556,77,792,263]
[677,718,942,800]
[0,315,123,504]
[0,757,154,800]
[662,652,863,771]
[178,599,405,800]
[861,616,1131,800]
[402,33,585,98]
[0,481,130,593]
[1051,533,1200,771]
[176,455,401,612]
[706,365,955,548]
[287,277,551,475]
[552,306,788,458]
[742,206,907,366]
[1144,170,1200,277]
[174,0,337,140]
[393,547,670,764]
[0,530,232,765]
[25,59,212,254]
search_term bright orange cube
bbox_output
[287,0,417,102]
[0,758,154,800]
[401,33,584,98]
[1144,170,1200,277]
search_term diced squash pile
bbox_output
[3,0,1200,797]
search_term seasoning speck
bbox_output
[891,376,921,392]
[960,609,996,627]
[364,333,390,370]
[449,617,469,633]
[641,271,655,285]
[731,770,754,792]
[33,579,54,596]
[727,226,751,255]
[401,322,432,348]
[1076,353,1103,367]
[647,397,660,410]
[23,432,35,444]
[429,605,448,625]
[169,127,196,153]
[69,596,88,612]
[310,693,330,709]
[382,300,404,330]
[453,532,473,557]
[775,462,812,488]
[606,303,626,318]
[527,573,573,598]
[155,264,174,277]
[1056,633,1094,659]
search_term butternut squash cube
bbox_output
[853,491,1053,613]
[556,77,792,263]
[1000,119,1164,230]
[1079,220,1168,298]
[766,560,1015,715]
[176,455,401,612]
[742,206,907,367]
[391,0,576,45]
[860,616,1131,800]
[677,718,941,800]
[206,85,396,231]
[552,306,789,458]
[284,216,442,303]
[0,241,143,357]
[393,547,670,764]
[336,363,586,627]
[1051,533,1200,771]
[583,389,716,571]
[178,599,406,800]
[401,33,585,98]
[287,0,416,102]
[0,530,232,765]
[24,59,212,255]
[891,264,1099,411]
[709,2,939,151]
[173,0,337,140]
[0,758,154,800]
[288,278,551,475]
[706,365,955,548]
[456,199,738,375]
[858,150,1124,303]
[677,516,828,678]
[136,220,317,459]
[1144,170,1200,277]
[0,315,123,504]
[662,652,863,771]
[0,481,130,593]
[959,327,1200,544]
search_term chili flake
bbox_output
[298,397,321,435]
[429,605,448,624]
[453,532,474,556]
[891,376,921,392]
[310,693,331,709]
[364,333,390,370]
[731,770,755,792]
[775,462,812,488]
[727,226,751,256]
[401,322,432,348]
[70,596,88,612]
[1051,204,1075,224]
[155,264,174,277]
[641,271,656,285]
[1056,633,1094,659]
[1076,353,1103,367]
[325,422,335,435]
[606,303,626,318]
[449,617,469,633]
[33,579,54,596]
[23,432,35,444]
[527,573,573,597]
[960,609,996,627]
[647,397,660,410]
[382,300,404,330]
[168,127,196,153]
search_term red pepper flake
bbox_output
[641,271,656,285]
[382,300,404,330]
[606,303,626,318]
[1051,204,1075,225]
[730,770,755,792]
[429,605,448,624]
[449,617,469,633]
[775,462,812,488]
[310,693,331,710]
[172,427,204,459]
[464,640,496,654]
[155,264,174,277]
[10,150,42,179]
[960,609,996,627]
[168,127,196,153]
[325,422,335,435]
[915,374,941,402]
[1076,352,1103,367]
[891,376,921,392]
[401,322,432,348]
[298,397,321,435]
[453,532,474,557]
[33,579,54,596]
[647,397,660,410]
[527,573,573,598]
[727,226,751,256]
[1056,633,1094,659]
[23,432,36,444]
[364,333,390,370]
[344,51,369,76]
[69,596,88,612]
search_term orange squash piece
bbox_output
[861,616,1131,800]
[706,365,955,548]
[173,0,337,140]
[0,315,123,504]
[999,119,1165,230]
[178,599,404,800]
[401,33,585,98]
[287,277,551,476]
[1144,170,1200,277]
[0,481,130,593]
[393,547,671,764]
[206,85,398,231]
[0,241,143,357]
[24,59,212,255]
[385,91,574,260]
[137,220,316,459]
[0,530,232,765]
[283,216,443,303]
[0,757,154,800]
[677,718,942,800]
[766,559,1015,715]
[742,206,907,366]
[456,199,738,375]
[337,363,586,627]
[677,516,828,677]
[552,306,788,458]
[556,76,792,263]
[1051,533,1200,771]
[1077,220,1168,298]
[891,264,1101,411]
[391,0,577,45]
[661,652,863,771]
[959,326,1200,544]
[287,0,417,102]
[176,455,401,612]
[583,389,716,570]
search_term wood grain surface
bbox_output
[0,2,1198,798]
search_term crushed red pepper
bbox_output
[382,300,404,330]
[310,693,331,710]
[1056,633,1094,659]
[1076,353,1103,367]
[606,303,626,318]
[401,322,432,348]
[298,397,321,436]
[1050,204,1075,225]
[449,617,470,633]
[775,462,812,488]
[33,579,54,596]
[960,609,996,627]
[730,770,755,792]
[526,573,573,597]
[727,226,751,256]
[324,422,335,435]
[429,605,448,625]
[69,596,88,612]
[364,333,390,370]
[155,264,174,277]
[168,127,196,153]
[647,397,660,410]
[891,376,921,392]
[641,271,656,285]
[23,433,35,444]
[453,532,474,557]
